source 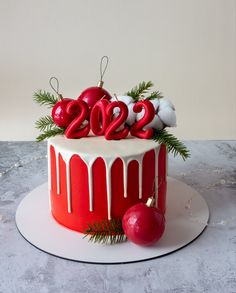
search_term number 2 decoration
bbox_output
[64,99,155,140]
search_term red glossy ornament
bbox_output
[78,56,112,110]
[78,86,111,110]
[52,97,75,128]
[65,100,90,139]
[122,198,165,246]
[130,100,155,139]
[90,99,110,135]
[105,101,129,140]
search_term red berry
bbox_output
[78,86,111,110]
[52,98,75,128]
[122,203,165,246]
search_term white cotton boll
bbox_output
[111,95,134,105]
[158,108,177,127]
[159,98,175,110]
[118,95,134,105]
[126,103,136,125]
[111,96,134,116]
[150,99,160,111]
[144,115,165,130]
[113,107,120,114]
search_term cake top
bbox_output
[34,57,189,160]
[49,134,160,159]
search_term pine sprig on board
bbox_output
[146,91,163,100]
[36,127,65,142]
[125,81,154,101]
[83,219,127,244]
[35,115,55,132]
[153,129,190,160]
[33,90,58,108]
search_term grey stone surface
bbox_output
[0,141,235,293]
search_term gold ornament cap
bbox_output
[97,80,104,88]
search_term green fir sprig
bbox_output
[35,114,64,142]
[83,219,127,244]
[36,127,65,142]
[34,89,64,141]
[35,115,55,132]
[152,129,190,160]
[125,81,154,101]
[33,90,58,108]
[146,91,163,100]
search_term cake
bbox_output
[48,135,167,233]
[34,72,189,245]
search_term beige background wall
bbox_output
[0,0,235,141]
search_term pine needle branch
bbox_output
[83,219,127,244]
[146,91,163,100]
[35,115,55,132]
[33,90,58,108]
[36,127,65,142]
[153,129,190,160]
[125,81,154,101]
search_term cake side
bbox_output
[48,135,167,233]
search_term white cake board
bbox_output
[15,178,209,264]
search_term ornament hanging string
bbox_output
[49,77,63,100]
[98,56,109,87]
[113,93,119,102]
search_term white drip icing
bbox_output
[137,154,144,199]
[104,159,115,219]
[48,135,161,219]
[82,157,96,212]
[55,149,60,195]
[121,158,131,198]
[47,143,52,211]
[62,153,73,213]
[122,160,128,198]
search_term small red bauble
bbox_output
[52,98,76,128]
[122,199,165,246]
[78,86,112,110]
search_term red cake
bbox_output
[33,71,187,245]
[48,135,167,233]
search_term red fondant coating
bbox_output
[158,144,167,213]
[50,144,167,233]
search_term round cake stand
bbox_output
[15,177,209,264]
